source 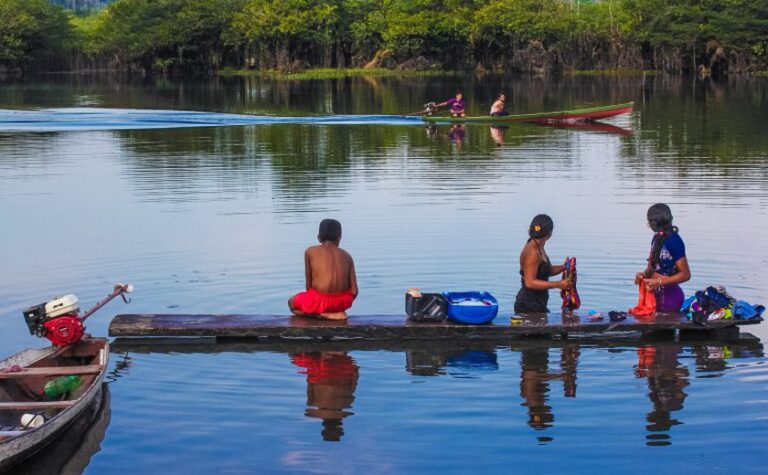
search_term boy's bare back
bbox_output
[289,218,358,320]
[305,243,358,296]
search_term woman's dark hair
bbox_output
[318,218,342,242]
[528,214,554,240]
[646,203,678,274]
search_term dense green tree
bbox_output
[90,0,242,73]
[230,0,341,68]
[380,0,474,67]
[0,0,73,70]
[2,0,767,74]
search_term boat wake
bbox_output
[0,108,424,132]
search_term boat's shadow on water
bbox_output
[4,385,111,475]
[112,337,763,446]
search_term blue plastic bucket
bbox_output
[443,291,499,325]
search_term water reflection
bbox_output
[490,126,506,146]
[519,343,580,434]
[110,336,766,455]
[635,344,688,446]
[291,352,359,442]
[448,124,466,148]
[406,345,499,377]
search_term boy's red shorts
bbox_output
[292,288,354,314]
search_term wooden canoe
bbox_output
[0,339,109,471]
[423,102,634,124]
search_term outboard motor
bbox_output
[23,283,133,347]
[423,102,438,116]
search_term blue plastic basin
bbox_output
[443,291,499,325]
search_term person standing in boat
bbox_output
[438,92,466,118]
[514,214,570,314]
[634,204,691,312]
[289,219,359,320]
[490,93,508,117]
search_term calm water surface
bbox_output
[0,74,767,473]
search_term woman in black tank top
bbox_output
[514,214,569,314]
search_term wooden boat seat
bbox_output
[0,401,75,410]
[0,365,102,380]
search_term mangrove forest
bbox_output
[2,0,767,76]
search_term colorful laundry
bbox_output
[680,285,764,323]
[561,257,581,311]
[734,300,766,321]
[629,280,656,316]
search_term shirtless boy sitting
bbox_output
[288,219,358,320]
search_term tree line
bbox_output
[1,0,767,76]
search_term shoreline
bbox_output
[217,67,455,80]
[9,65,767,81]
[8,67,768,82]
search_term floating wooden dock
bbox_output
[108,313,760,341]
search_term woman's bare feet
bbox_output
[319,312,348,321]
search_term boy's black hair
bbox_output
[646,203,678,275]
[528,214,554,240]
[319,218,342,242]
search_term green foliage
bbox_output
[0,0,73,69]
[3,0,768,74]
[88,0,243,72]
[380,0,473,64]
[219,66,451,79]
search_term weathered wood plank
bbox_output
[0,365,103,380]
[0,401,75,410]
[109,313,758,340]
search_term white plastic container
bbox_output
[45,294,80,318]
[20,414,45,429]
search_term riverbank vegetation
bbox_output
[218,67,453,80]
[2,0,767,77]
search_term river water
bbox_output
[0,74,767,473]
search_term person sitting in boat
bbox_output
[438,92,466,118]
[634,204,691,312]
[289,219,358,320]
[490,93,508,117]
[514,214,570,314]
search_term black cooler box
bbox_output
[405,293,447,322]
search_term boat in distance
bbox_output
[423,102,634,124]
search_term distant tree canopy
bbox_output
[1,0,766,75]
[0,0,73,70]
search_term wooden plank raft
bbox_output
[109,313,760,341]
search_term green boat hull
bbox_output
[422,102,634,124]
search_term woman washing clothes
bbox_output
[515,214,570,314]
[635,203,691,312]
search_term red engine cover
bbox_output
[43,315,85,347]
